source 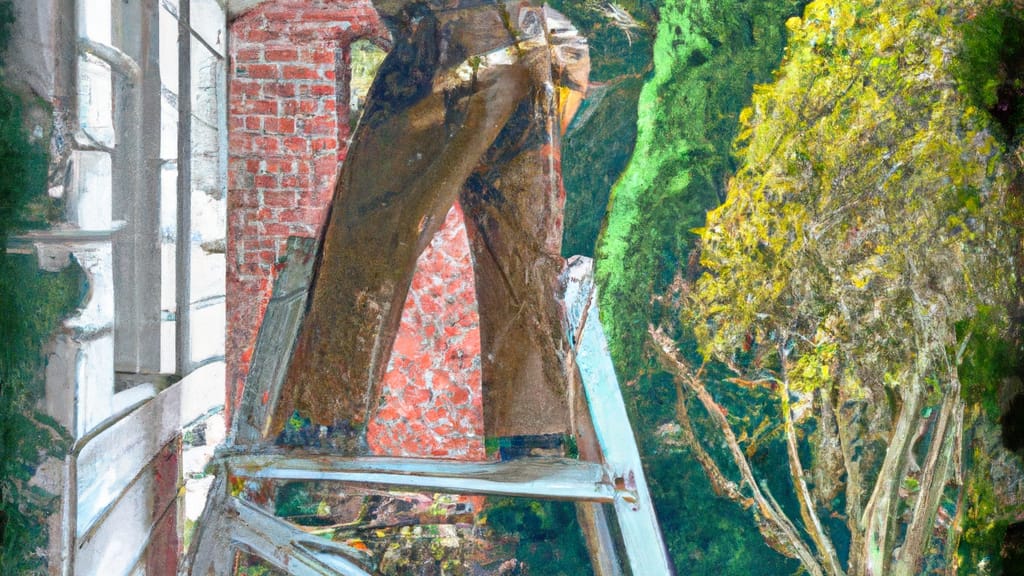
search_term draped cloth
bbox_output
[270,1,591,446]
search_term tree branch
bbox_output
[779,374,846,576]
[672,379,749,505]
[830,385,868,574]
[649,326,826,575]
[859,374,925,576]
[892,367,963,576]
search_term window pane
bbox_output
[191,37,221,128]
[77,0,111,43]
[159,4,179,96]
[77,55,115,148]
[160,163,177,373]
[348,40,386,130]
[189,298,225,363]
[188,34,227,366]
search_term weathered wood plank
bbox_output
[184,475,235,576]
[77,361,225,537]
[223,454,616,502]
[561,256,674,575]
[232,236,317,444]
[229,496,372,576]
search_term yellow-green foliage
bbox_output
[691,0,1022,395]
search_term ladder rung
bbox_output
[224,454,617,502]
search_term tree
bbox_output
[652,0,1023,574]
[592,0,809,571]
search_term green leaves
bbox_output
[0,89,48,244]
[597,0,806,375]
[0,256,80,573]
[790,341,837,393]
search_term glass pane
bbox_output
[191,0,226,57]
[160,162,177,372]
[183,412,225,550]
[348,40,386,129]
[189,297,225,364]
[191,36,221,128]
[77,0,111,43]
[187,33,226,365]
[161,93,179,161]
[159,4,179,95]
[71,150,112,230]
[77,54,115,148]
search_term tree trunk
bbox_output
[891,385,963,576]
[859,377,924,576]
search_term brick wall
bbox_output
[366,205,485,459]
[227,0,485,458]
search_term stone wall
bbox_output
[226,0,486,458]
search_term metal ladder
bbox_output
[182,238,672,575]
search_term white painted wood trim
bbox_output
[76,361,225,537]
[562,256,674,575]
[225,454,617,502]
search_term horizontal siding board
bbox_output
[77,361,224,536]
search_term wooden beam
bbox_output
[110,0,164,374]
[223,453,617,502]
[232,236,318,444]
[175,0,193,375]
[229,497,373,576]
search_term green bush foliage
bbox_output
[0,255,80,573]
[955,0,1024,144]
[596,0,806,375]
[0,1,82,571]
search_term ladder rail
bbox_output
[224,453,617,502]
[563,256,675,575]
[230,496,373,576]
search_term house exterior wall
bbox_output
[4,0,228,571]
[226,0,486,459]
